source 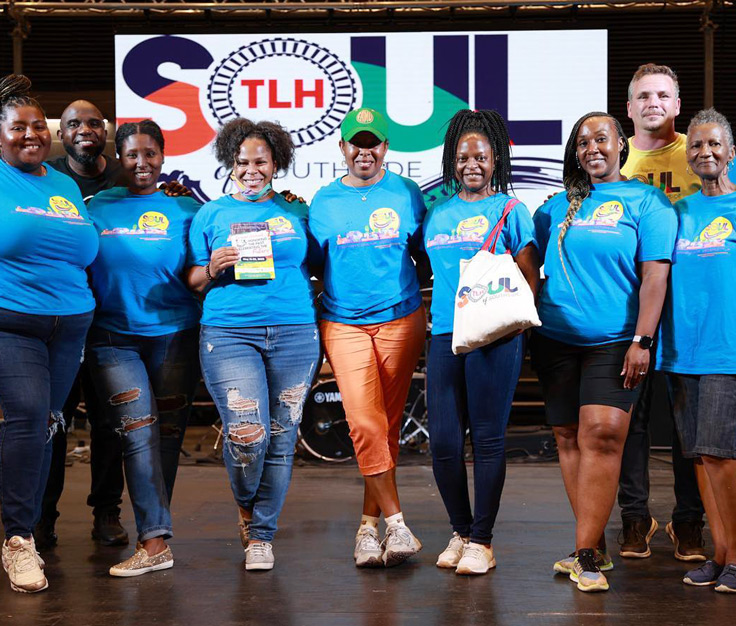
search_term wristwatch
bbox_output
[632,335,654,350]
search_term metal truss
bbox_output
[1,0,731,17]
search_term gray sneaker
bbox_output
[245,541,274,571]
[382,524,422,568]
[2,536,48,593]
[683,560,723,586]
[354,527,383,568]
[715,563,736,593]
[109,544,173,577]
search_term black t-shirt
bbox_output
[47,154,125,202]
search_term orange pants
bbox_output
[320,307,426,476]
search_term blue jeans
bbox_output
[0,307,93,539]
[427,332,524,544]
[85,326,200,541]
[200,324,320,543]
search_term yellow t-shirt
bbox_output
[621,133,701,204]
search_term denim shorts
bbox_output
[530,332,640,426]
[668,373,736,459]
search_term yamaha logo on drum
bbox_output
[313,391,343,404]
[207,38,357,147]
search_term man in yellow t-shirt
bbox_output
[621,65,700,203]
[617,63,705,563]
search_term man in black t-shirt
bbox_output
[47,100,125,201]
[38,100,129,550]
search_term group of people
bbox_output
[0,62,734,597]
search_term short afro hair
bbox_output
[214,118,295,174]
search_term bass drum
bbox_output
[299,379,354,462]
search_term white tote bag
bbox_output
[451,199,541,355]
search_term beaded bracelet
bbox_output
[205,263,214,282]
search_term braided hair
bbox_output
[557,111,629,300]
[0,74,44,122]
[214,117,295,174]
[441,109,513,195]
[115,120,165,156]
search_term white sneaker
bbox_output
[455,542,496,575]
[354,526,383,568]
[436,532,467,568]
[245,541,274,571]
[382,524,422,567]
[2,536,48,593]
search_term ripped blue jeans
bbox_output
[85,326,200,542]
[0,307,93,539]
[200,324,320,543]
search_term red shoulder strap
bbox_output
[481,198,520,254]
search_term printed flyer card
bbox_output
[230,222,275,280]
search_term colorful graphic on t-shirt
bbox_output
[15,195,84,221]
[266,215,296,236]
[676,216,733,253]
[568,201,624,228]
[426,214,490,248]
[337,207,401,246]
[100,210,171,237]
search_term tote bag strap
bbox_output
[480,198,521,254]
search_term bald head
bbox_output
[58,99,108,166]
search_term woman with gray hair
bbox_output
[658,108,736,593]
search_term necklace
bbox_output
[346,171,385,201]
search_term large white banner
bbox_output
[115,31,607,210]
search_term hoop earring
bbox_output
[273,172,278,180]
[341,159,346,168]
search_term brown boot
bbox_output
[666,521,706,562]
[619,516,658,558]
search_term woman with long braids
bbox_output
[188,118,319,572]
[0,75,98,593]
[309,108,427,568]
[423,109,539,575]
[85,120,202,577]
[531,111,675,592]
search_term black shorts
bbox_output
[529,332,640,426]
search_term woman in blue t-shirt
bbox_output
[309,109,427,568]
[85,120,202,578]
[187,118,319,572]
[0,74,98,594]
[532,111,676,592]
[424,110,539,575]
[658,109,736,593]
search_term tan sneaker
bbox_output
[569,548,609,592]
[2,536,48,593]
[382,524,422,567]
[455,542,496,575]
[109,543,173,577]
[436,532,468,568]
[354,526,383,568]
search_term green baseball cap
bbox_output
[341,108,389,142]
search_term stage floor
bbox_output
[0,446,730,625]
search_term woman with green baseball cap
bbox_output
[309,107,427,568]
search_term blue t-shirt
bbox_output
[658,190,736,374]
[309,170,426,324]
[534,179,676,346]
[188,194,316,328]
[0,159,98,316]
[87,188,201,336]
[424,193,535,335]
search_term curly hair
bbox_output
[214,118,295,173]
[115,119,165,156]
[557,112,629,301]
[441,109,513,195]
[0,74,44,122]
[687,108,734,150]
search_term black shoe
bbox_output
[33,518,58,551]
[666,521,707,562]
[619,516,658,558]
[92,511,129,546]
